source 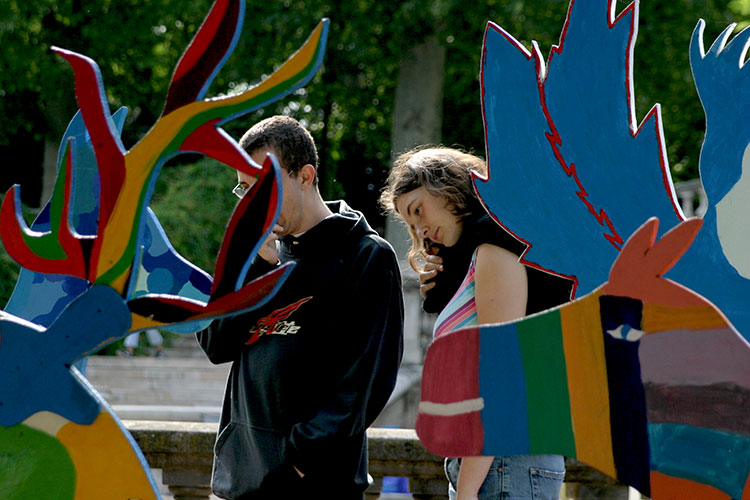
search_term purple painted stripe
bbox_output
[640,328,750,386]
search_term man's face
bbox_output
[237,147,304,236]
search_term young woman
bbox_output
[380,147,572,500]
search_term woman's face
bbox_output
[395,186,463,248]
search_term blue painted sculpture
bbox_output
[476,0,750,343]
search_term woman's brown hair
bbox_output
[379,146,487,271]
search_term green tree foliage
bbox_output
[1,0,749,307]
[631,1,739,179]
[0,0,211,148]
[150,157,238,274]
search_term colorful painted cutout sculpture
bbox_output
[4,109,213,334]
[417,1,750,499]
[475,0,750,344]
[417,218,750,499]
[4,108,126,328]
[0,0,328,498]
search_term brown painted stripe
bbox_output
[645,382,750,434]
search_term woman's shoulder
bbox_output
[474,243,524,271]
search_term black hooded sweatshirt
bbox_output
[197,201,404,499]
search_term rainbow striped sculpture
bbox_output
[417,218,750,500]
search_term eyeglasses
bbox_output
[232,181,250,199]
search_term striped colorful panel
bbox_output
[422,288,749,499]
[476,309,577,457]
[476,293,615,468]
[479,321,530,455]
[516,310,576,456]
[416,327,484,457]
[559,294,617,478]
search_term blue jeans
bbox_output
[445,455,565,500]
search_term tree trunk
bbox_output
[386,35,446,266]
[387,36,446,371]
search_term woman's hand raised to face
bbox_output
[419,254,444,298]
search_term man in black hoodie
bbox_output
[197,116,404,499]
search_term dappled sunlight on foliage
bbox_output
[149,157,238,274]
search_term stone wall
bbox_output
[124,421,634,500]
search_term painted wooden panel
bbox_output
[475,0,750,344]
[0,0,329,498]
[453,3,750,495]
[417,219,750,499]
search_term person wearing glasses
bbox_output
[196,115,404,500]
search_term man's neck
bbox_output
[298,193,334,234]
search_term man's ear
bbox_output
[298,164,317,189]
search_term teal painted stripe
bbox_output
[517,310,576,456]
[479,322,530,455]
[649,423,750,499]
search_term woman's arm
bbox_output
[474,243,528,324]
[456,456,494,500]
[455,243,528,499]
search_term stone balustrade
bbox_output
[674,178,707,218]
[124,420,631,500]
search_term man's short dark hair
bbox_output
[239,115,319,185]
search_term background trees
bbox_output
[1,0,747,305]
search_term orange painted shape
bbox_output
[129,313,166,332]
[57,411,157,500]
[650,471,731,500]
[642,302,728,333]
[559,292,617,478]
[603,218,706,307]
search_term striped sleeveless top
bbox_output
[433,248,480,338]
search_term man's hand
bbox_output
[258,224,283,264]
[258,463,305,497]
[419,254,443,297]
